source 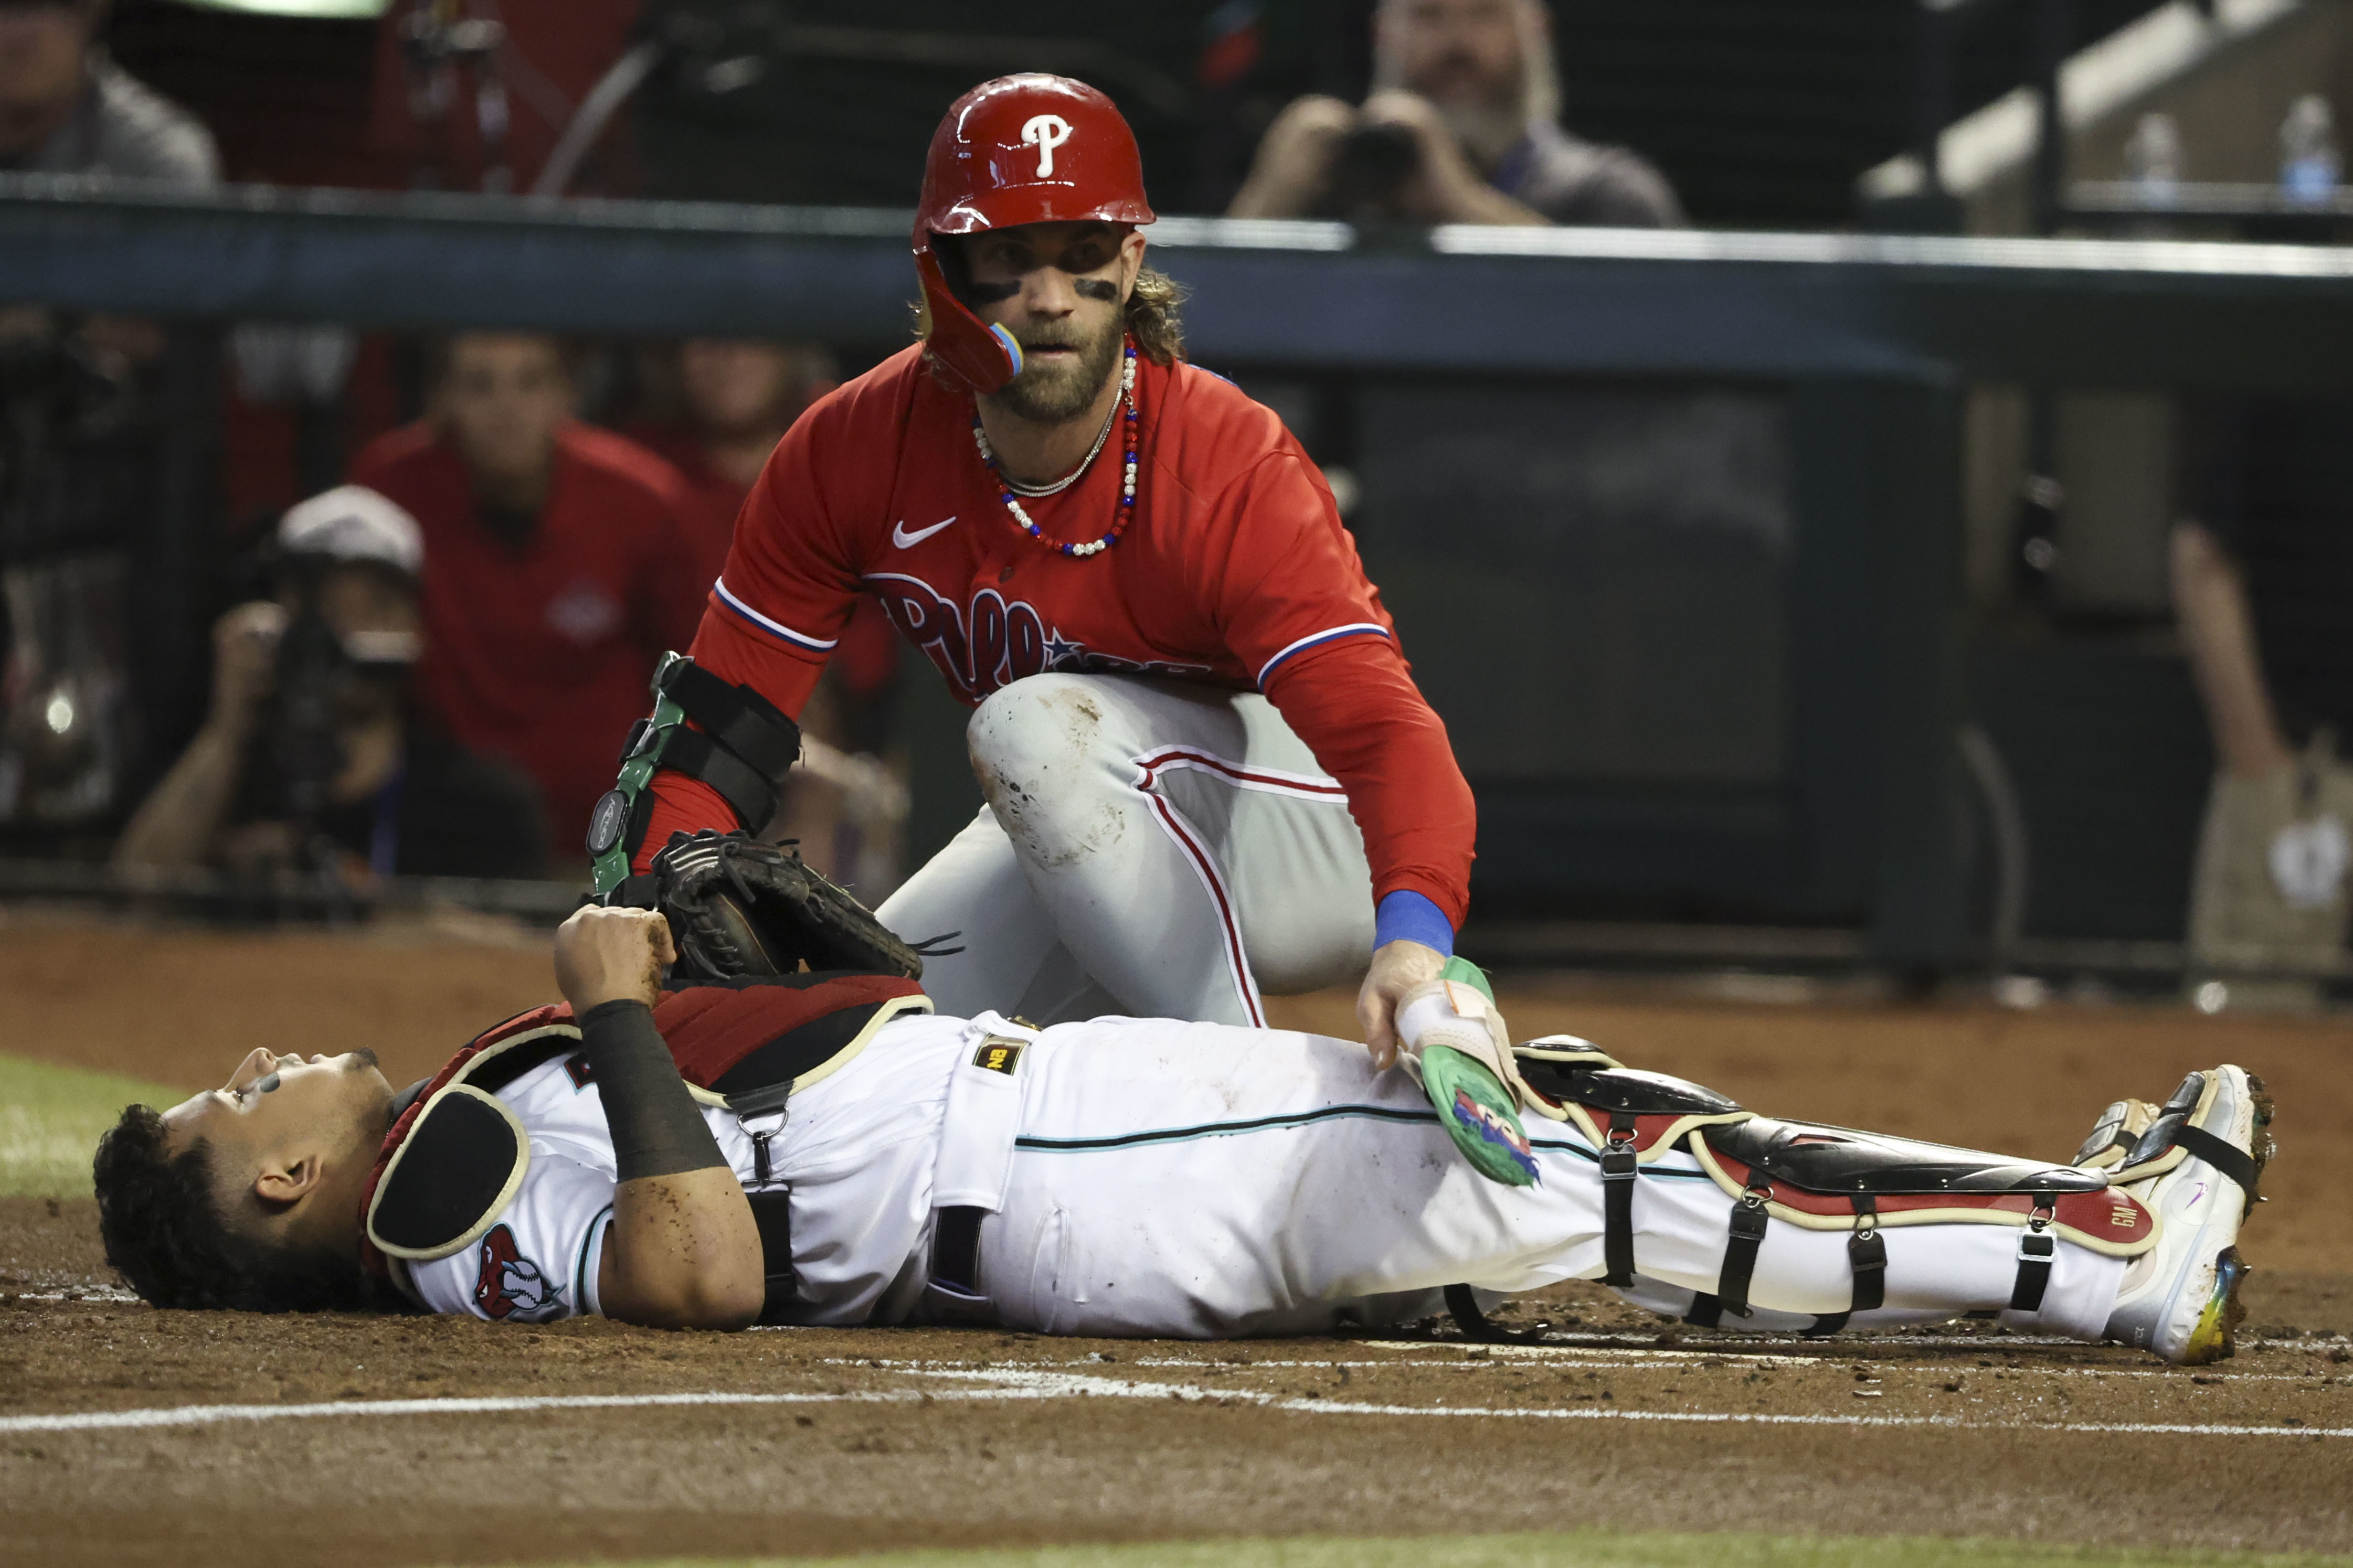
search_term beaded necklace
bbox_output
[972,342,1139,559]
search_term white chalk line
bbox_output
[3,1364,2345,1441]
[839,1351,2345,1384]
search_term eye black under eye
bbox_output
[253,1072,281,1096]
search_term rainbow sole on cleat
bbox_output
[2176,1245,2251,1367]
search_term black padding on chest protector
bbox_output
[708,1001,885,1098]
[1521,1063,1745,1118]
[460,1036,582,1099]
[370,1093,526,1255]
[1702,1117,2108,1197]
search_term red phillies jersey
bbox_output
[352,422,706,859]
[649,345,1475,926]
[628,423,902,700]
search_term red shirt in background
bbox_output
[351,421,704,861]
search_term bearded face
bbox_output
[997,300,1125,424]
[957,221,1138,426]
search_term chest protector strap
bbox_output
[360,974,928,1285]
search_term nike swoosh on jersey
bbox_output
[892,515,957,549]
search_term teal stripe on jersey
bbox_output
[1013,1105,1716,1178]
[1014,1103,1438,1151]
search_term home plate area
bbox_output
[5,1272,2351,1568]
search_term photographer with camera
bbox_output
[112,486,546,883]
[1227,0,1680,229]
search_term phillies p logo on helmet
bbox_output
[1021,114,1073,178]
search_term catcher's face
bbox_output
[162,1048,394,1232]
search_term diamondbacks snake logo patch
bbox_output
[474,1223,566,1322]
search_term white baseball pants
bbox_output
[952,1016,2127,1342]
[876,674,1377,1027]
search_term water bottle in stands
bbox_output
[2278,94,2340,204]
[2124,112,2182,206]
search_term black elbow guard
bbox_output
[588,652,801,896]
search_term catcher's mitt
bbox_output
[648,829,923,983]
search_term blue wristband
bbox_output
[1373,890,1455,957]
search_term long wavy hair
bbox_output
[1120,264,1186,366]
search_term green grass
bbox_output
[0,1053,181,1198]
[555,1531,2352,1568]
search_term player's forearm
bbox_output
[602,1167,764,1330]
[1265,641,1477,932]
[575,997,764,1328]
[111,722,246,870]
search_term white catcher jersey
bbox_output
[406,1010,977,1324]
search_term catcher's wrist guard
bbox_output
[588,652,802,897]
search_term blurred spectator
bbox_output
[351,332,703,867]
[113,486,546,881]
[629,336,907,893]
[0,0,219,834]
[0,0,216,183]
[2174,396,2353,1008]
[1228,0,1680,228]
[632,338,836,588]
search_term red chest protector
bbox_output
[359,974,927,1279]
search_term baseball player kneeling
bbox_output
[93,835,2271,1366]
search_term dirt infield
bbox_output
[3,916,2350,1566]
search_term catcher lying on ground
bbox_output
[92,835,2272,1364]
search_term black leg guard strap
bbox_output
[1713,1187,1772,1319]
[2010,1231,2056,1313]
[1850,1196,1886,1313]
[1806,1197,1886,1337]
[2172,1124,2263,1215]
[1444,1283,1499,1341]
[1684,1293,1724,1329]
[2009,1197,2058,1314]
[1600,1112,1638,1287]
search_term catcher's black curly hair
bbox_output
[91,1105,389,1314]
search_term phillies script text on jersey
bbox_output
[643,344,1476,926]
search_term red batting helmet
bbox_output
[914,73,1156,395]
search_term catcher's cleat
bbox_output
[2099,1064,2274,1366]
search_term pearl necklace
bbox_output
[972,344,1139,559]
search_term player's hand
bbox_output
[554,905,677,1013]
[1228,93,1355,218]
[1357,937,1449,1071]
[206,601,287,739]
[1358,90,1489,223]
